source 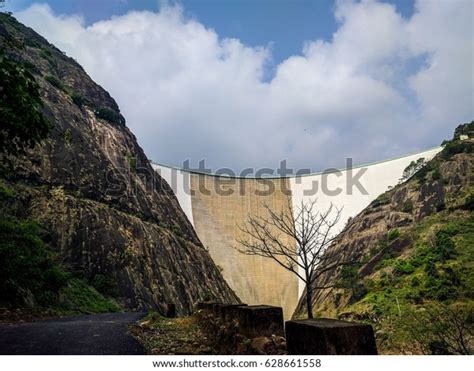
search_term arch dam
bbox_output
[151,147,442,319]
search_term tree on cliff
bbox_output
[237,198,345,319]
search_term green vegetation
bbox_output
[90,274,119,297]
[317,123,473,354]
[393,259,415,275]
[95,107,125,126]
[0,180,15,199]
[338,211,473,354]
[39,47,52,59]
[401,199,414,213]
[44,74,66,91]
[69,91,125,127]
[400,157,426,183]
[24,37,42,49]
[441,138,474,161]
[70,92,86,107]
[126,153,137,171]
[453,121,474,140]
[440,121,474,161]
[339,264,368,304]
[0,212,121,314]
[59,278,120,313]
[395,303,472,355]
[411,159,436,182]
[0,52,51,158]
[371,193,390,207]
[0,179,120,315]
[169,223,183,237]
[387,229,400,242]
[431,167,442,181]
[0,215,69,307]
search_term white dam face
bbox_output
[151,146,442,319]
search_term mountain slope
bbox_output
[293,123,473,354]
[0,13,238,315]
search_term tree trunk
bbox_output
[306,284,313,319]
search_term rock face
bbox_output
[293,134,473,318]
[0,13,238,314]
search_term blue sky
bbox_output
[4,0,473,171]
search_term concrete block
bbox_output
[285,318,377,355]
[165,303,176,318]
[236,305,284,338]
[218,304,247,322]
[213,303,247,318]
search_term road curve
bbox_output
[0,312,146,355]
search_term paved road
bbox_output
[0,312,146,355]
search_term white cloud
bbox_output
[15,0,473,172]
[407,0,473,134]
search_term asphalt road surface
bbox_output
[0,312,146,355]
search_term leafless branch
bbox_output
[235,197,345,318]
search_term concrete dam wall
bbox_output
[151,147,442,318]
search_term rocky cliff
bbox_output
[293,123,473,353]
[0,13,238,315]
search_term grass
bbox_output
[58,278,121,314]
[0,180,15,199]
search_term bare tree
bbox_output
[236,198,345,319]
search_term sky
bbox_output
[2,0,473,172]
